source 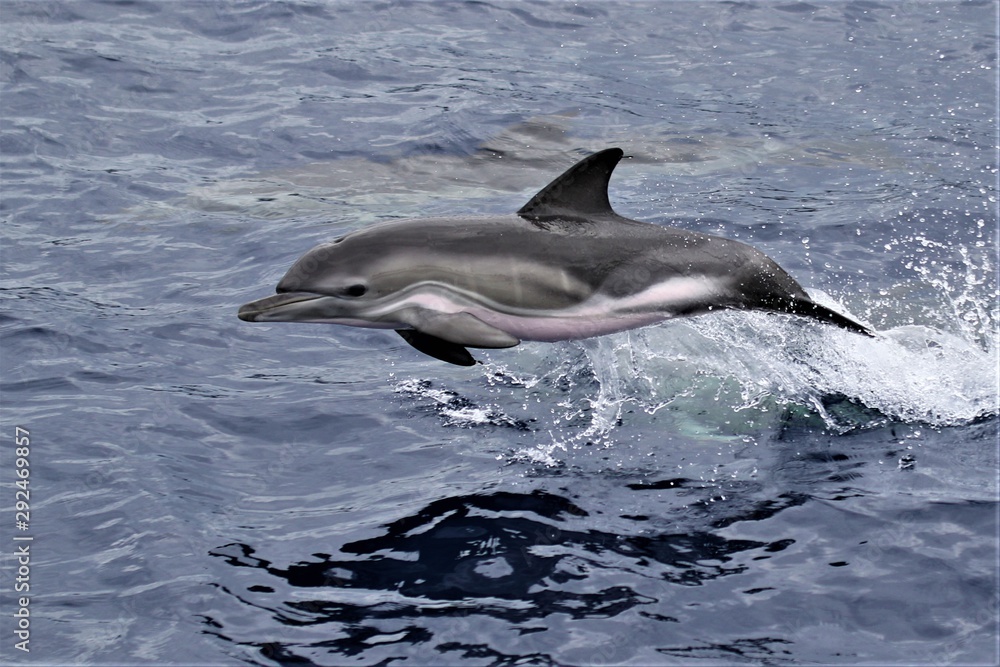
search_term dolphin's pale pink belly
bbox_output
[470,309,669,342]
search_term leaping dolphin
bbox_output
[238,148,873,366]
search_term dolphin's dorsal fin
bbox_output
[517,147,624,220]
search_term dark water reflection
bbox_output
[208,489,805,664]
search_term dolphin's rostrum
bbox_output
[238,148,873,365]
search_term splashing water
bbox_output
[395,302,996,458]
[393,378,532,431]
[690,312,996,430]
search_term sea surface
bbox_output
[1,1,998,665]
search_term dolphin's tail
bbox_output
[781,297,875,337]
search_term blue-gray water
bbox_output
[1,2,998,665]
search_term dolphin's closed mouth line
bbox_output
[237,292,323,321]
[237,148,874,365]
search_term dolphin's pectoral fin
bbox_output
[401,310,521,349]
[396,330,478,366]
[394,310,520,365]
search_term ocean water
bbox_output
[1,1,997,665]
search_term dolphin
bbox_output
[238,148,873,366]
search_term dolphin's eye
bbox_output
[344,284,368,297]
